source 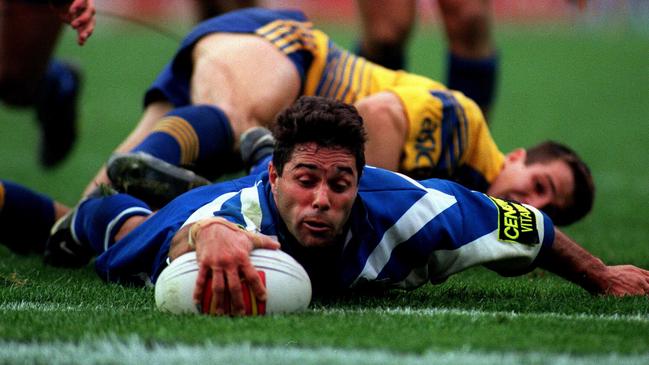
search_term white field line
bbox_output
[2,300,647,324]
[0,340,647,365]
[0,301,148,312]
[314,306,649,323]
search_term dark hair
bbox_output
[272,96,367,179]
[525,140,595,226]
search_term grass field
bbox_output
[1,12,649,365]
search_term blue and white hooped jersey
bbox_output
[178,166,555,292]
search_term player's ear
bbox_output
[506,148,527,164]
[268,162,278,191]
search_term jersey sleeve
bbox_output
[419,179,555,283]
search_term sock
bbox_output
[447,52,499,113]
[355,41,406,71]
[131,105,234,179]
[0,180,56,254]
[73,194,151,255]
[41,60,78,103]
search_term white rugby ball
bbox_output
[155,249,311,316]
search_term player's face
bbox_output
[269,143,359,248]
[487,149,574,212]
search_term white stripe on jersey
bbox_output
[104,207,152,251]
[181,192,238,229]
[352,188,457,285]
[240,181,263,232]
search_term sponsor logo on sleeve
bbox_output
[488,196,539,245]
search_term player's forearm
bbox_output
[536,228,607,294]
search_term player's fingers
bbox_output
[241,263,266,302]
[226,269,245,316]
[71,8,94,28]
[77,30,91,46]
[193,264,209,306]
[211,268,226,315]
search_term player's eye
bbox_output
[296,176,316,187]
[329,179,351,193]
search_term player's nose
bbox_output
[312,184,331,211]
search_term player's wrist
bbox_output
[187,217,247,250]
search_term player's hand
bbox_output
[594,265,649,296]
[191,219,280,315]
[66,0,96,45]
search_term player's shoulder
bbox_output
[360,165,473,196]
[360,166,430,192]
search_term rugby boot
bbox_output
[240,127,275,173]
[43,184,116,268]
[107,152,210,210]
[36,60,82,168]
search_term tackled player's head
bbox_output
[488,140,594,227]
[524,141,594,226]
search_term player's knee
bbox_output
[366,22,412,48]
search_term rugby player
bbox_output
[0,0,95,167]
[42,97,649,316]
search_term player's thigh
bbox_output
[190,33,301,140]
[0,1,63,99]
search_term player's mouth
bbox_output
[302,218,332,234]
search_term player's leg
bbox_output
[355,0,416,70]
[0,180,69,254]
[354,92,409,171]
[44,189,152,268]
[103,33,300,171]
[0,1,82,167]
[438,0,498,117]
[86,34,301,203]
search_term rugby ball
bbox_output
[155,249,311,316]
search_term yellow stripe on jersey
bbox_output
[307,39,446,105]
[255,19,317,55]
[152,116,199,166]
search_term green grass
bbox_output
[1,15,649,364]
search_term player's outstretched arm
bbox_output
[537,229,649,296]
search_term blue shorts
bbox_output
[143,7,312,107]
